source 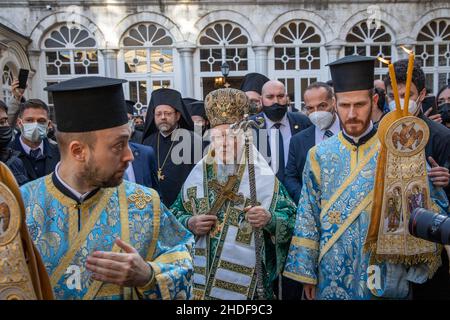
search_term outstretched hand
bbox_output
[86,238,152,287]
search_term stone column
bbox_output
[27,49,43,101]
[101,49,119,78]
[325,42,344,64]
[177,45,196,98]
[252,44,269,76]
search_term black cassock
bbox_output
[143,130,201,207]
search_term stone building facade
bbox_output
[0,0,449,114]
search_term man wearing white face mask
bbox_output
[285,82,339,205]
[11,99,60,181]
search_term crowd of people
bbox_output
[1,53,450,300]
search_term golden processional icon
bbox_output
[366,48,440,267]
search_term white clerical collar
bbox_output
[343,121,374,144]
[20,135,44,156]
[55,162,94,202]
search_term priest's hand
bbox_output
[86,238,152,287]
[304,284,316,300]
[244,206,271,228]
[188,215,218,236]
[428,157,450,188]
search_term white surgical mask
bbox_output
[308,111,334,131]
[388,98,421,116]
[21,122,47,143]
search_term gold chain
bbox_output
[157,130,178,180]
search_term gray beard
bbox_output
[158,124,178,137]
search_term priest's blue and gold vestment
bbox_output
[284,131,448,299]
[21,174,194,300]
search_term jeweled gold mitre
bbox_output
[205,88,249,128]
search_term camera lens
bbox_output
[409,208,450,245]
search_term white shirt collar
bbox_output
[343,121,374,144]
[20,135,44,156]
[263,113,289,129]
[54,162,93,202]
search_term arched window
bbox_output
[119,23,174,114]
[344,21,393,79]
[198,22,251,98]
[272,21,323,109]
[2,64,14,106]
[42,24,101,105]
[415,19,450,94]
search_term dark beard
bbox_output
[81,158,124,188]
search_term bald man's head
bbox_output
[261,80,288,107]
[374,79,386,91]
[260,80,289,122]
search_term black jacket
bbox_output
[0,148,29,185]
[10,135,60,181]
[284,125,316,204]
[129,142,160,193]
[249,111,312,185]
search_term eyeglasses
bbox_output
[154,111,176,118]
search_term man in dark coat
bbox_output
[10,99,60,181]
[0,100,28,185]
[250,80,311,186]
[285,82,340,204]
[124,141,160,193]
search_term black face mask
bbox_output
[439,103,450,125]
[0,126,13,148]
[263,103,288,122]
[135,124,145,132]
[47,127,56,141]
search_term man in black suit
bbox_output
[285,82,340,204]
[249,80,310,301]
[124,142,160,193]
[10,99,60,181]
[250,80,311,186]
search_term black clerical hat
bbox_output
[125,100,136,115]
[142,88,194,140]
[327,55,375,93]
[188,101,206,118]
[45,76,128,132]
[182,97,198,106]
[240,73,270,94]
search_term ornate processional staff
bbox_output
[231,114,265,300]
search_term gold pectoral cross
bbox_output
[207,175,245,217]
[157,168,165,181]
